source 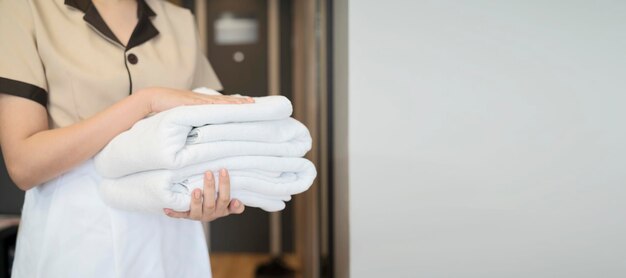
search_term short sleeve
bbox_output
[189,14,223,91]
[0,0,48,107]
[191,53,223,92]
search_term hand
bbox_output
[137,87,254,114]
[163,169,245,221]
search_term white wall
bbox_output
[335,1,626,277]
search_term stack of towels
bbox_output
[94,88,317,213]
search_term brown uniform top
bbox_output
[0,0,222,128]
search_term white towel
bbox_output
[94,95,304,178]
[187,117,310,145]
[98,156,317,213]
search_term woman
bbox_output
[0,0,248,276]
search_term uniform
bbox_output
[0,0,221,276]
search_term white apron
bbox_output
[11,159,212,278]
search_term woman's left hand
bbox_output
[163,169,245,221]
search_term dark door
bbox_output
[0,149,23,215]
[206,0,268,97]
[205,0,294,253]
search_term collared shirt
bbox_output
[0,0,222,128]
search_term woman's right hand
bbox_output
[136,87,254,114]
[163,169,245,222]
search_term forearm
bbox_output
[4,92,150,190]
[1,87,251,190]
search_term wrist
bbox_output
[132,88,155,115]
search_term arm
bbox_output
[0,87,253,190]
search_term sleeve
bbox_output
[189,12,223,91]
[191,53,223,92]
[0,0,48,107]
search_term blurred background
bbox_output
[4,1,626,278]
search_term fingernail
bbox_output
[233,200,239,208]
[220,169,227,177]
[164,208,171,214]
[194,190,201,199]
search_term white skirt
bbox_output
[11,160,212,278]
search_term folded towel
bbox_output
[94,95,302,178]
[98,156,317,213]
[187,117,310,145]
[172,188,291,212]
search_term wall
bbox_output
[334,1,626,277]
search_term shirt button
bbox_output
[127,53,138,65]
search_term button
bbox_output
[127,53,138,65]
[233,51,245,63]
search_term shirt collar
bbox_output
[65,0,159,50]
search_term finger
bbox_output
[217,97,246,104]
[191,95,237,105]
[241,96,254,103]
[228,199,245,214]
[188,189,203,220]
[203,171,216,215]
[193,97,213,105]
[214,95,252,104]
[197,95,244,104]
[163,208,190,219]
[216,168,231,216]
